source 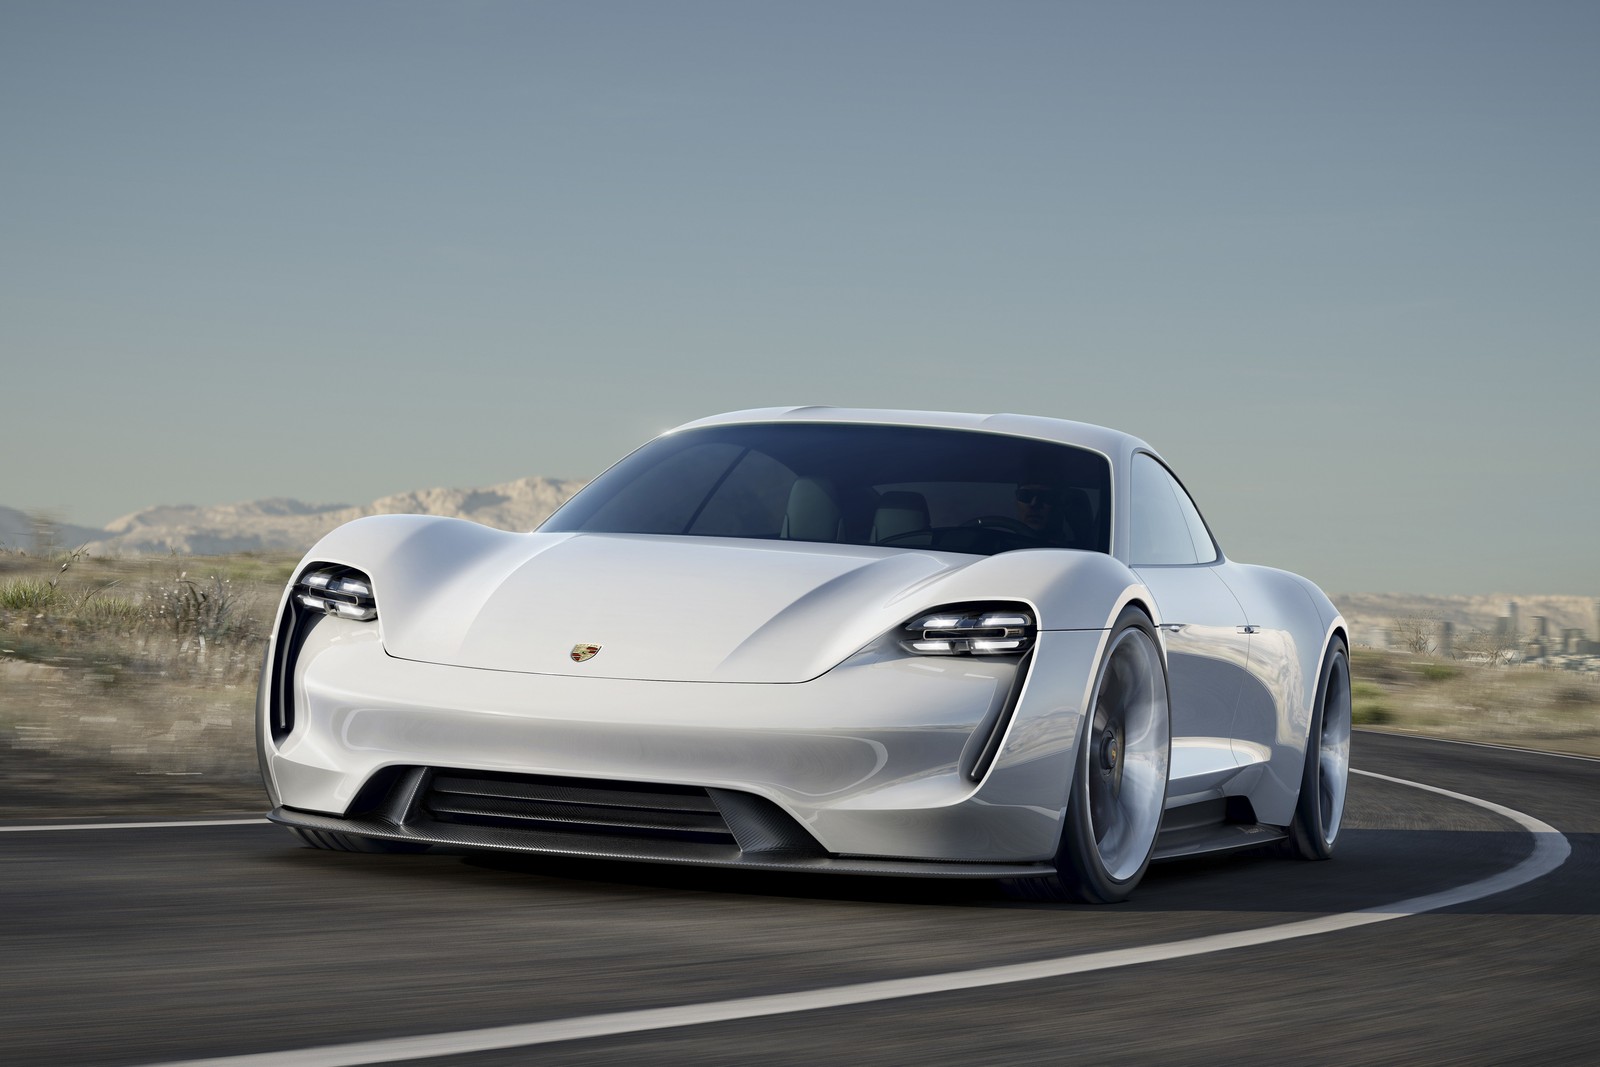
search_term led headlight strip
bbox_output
[297,567,378,621]
[902,605,1035,655]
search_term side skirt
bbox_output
[1152,798,1287,862]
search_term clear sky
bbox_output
[2,1,1595,596]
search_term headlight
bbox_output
[296,567,377,621]
[266,564,376,746]
[902,604,1035,655]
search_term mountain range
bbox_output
[0,476,587,558]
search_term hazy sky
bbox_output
[2,1,1595,596]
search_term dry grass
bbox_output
[1351,648,1600,757]
[0,548,297,815]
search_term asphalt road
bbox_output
[2,731,1595,1066]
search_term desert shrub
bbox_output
[1350,681,1394,724]
[1352,698,1394,725]
[1420,662,1460,682]
[144,571,257,646]
[73,593,144,629]
[0,579,63,613]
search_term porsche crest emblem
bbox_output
[570,643,601,663]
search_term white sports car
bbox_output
[257,408,1351,903]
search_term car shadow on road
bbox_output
[1128,828,1594,916]
[441,827,1594,916]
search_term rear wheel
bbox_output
[1283,637,1351,860]
[1010,608,1171,903]
[289,827,430,854]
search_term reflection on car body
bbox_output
[259,407,1351,903]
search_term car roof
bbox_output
[669,406,1153,463]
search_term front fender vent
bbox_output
[377,769,827,858]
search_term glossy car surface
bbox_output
[258,408,1351,902]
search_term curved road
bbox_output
[2,732,1595,1066]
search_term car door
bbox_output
[1126,453,1253,803]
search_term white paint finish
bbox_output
[268,583,1155,864]
[1168,736,1251,795]
[395,533,961,683]
[137,767,1570,1067]
[1135,566,1250,749]
[263,412,1340,863]
[305,518,1148,681]
[274,622,1083,860]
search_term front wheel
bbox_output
[1010,608,1171,903]
[1283,637,1352,860]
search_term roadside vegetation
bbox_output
[3,544,1597,817]
[1351,647,1600,757]
[0,546,297,815]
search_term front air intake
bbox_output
[422,771,738,846]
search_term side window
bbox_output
[1129,454,1198,565]
[1169,475,1219,564]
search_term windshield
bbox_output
[542,423,1112,556]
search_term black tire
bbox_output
[289,827,431,854]
[1283,637,1352,861]
[1008,606,1171,904]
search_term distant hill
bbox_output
[0,506,105,554]
[0,476,587,557]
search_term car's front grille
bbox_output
[421,770,736,846]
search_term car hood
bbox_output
[379,532,979,683]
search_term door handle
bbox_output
[1238,625,1260,635]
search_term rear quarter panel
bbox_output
[1216,562,1345,824]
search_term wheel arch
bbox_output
[1283,620,1354,858]
[1310,621,1351,730]
[1013,601,1172,902]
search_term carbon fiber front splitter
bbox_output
[267,806,1056,879]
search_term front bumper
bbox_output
[259,623,1107,865]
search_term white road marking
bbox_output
[136,768,1570,1067]
[0,818,268,833]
